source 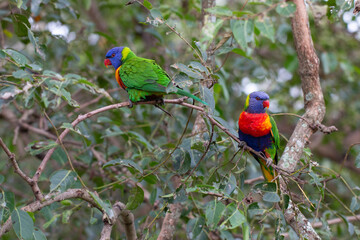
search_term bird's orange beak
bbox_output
[263,100,270,109]
[104,59,112,68]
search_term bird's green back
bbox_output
[119,56,171,93]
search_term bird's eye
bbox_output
[256,97,260,100]
[111,53,115,57]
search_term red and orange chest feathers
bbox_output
[115,67,127,90]
[238,111,272,137]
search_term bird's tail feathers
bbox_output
[175,89,208,106]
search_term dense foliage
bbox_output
[1,0,360,239]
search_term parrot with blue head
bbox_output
[104,46,207,107]
[238,91,280,182]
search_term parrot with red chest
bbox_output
[238,91,280,182]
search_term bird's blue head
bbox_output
[244,91,270,113]
[104,46,128,69]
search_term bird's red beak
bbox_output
[104,59,112,68]
[263,100,270,109]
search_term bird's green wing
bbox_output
[120,57,170,93]
[270,116,280,149]
[267,115,280,163]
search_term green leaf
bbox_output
[205,200,226,229]
[150,9,163,24]
[3,49,29,66]
[187,216,206,239]
[194,41,207,62]
[350,196,360,212]
[17,0,24,8]
[12,69,30,79]
[189,61,209,75]
[0,86,21,108]
[254,182,277,192]
[356,153,360,168]
[11,209,34,240]
[144,174,157,184]
[283,194,290,209]
[127,131,154,151]
[205,6,233,16]
[276,2,296,17]
[11,14,30,37]
[43,214,61,229]
[5,191,15,212]
[201,85,215,114]
[247,202,265,216]
[242,223,250,240]
[173,73,193,88]
[62,209,72,223]
[103,159,143,174]
[221,203,246,229]
[150,188,157,205]
[309,171,323,186]
[33,228,47,240]
[263,192,280,202]
[126,185,144,210]
[143,0,153,9]
[171,63,203,79]
[88,191,114,219]
[231,48,248,58]
[49,170,77,192]
[231,19,254,50]
[27,26,44,58]
[255,18,275,42]
[27,141,58,156]
[303,147,313,157]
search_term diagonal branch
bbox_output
[0,137,44,200]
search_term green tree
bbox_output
[0,0,359,239]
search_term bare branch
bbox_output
[281,214,360,238]
[100,202,136,240]
[354,0,360,15]
[158,175,182,240]
[157,202,183,240]
[0,137,44,200]
[278,0,325,238]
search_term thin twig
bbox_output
[340,142,360,173]
[183,124,215,184]
[0,137,43,200]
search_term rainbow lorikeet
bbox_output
[238,91,280,182]
[104,47,207,107]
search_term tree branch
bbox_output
[100,202,136,240]
[33,97,268,183]
[0,137,44,200]
[157,176,183,240]
[278,0,327,238]
[0,189,135,239]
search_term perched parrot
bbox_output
[238,91,280,182]
[104,46,207,107]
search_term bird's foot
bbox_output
[155,98,165,106]
[266,157,273,167]
[238,141,246,149]
[128,100,134,108]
